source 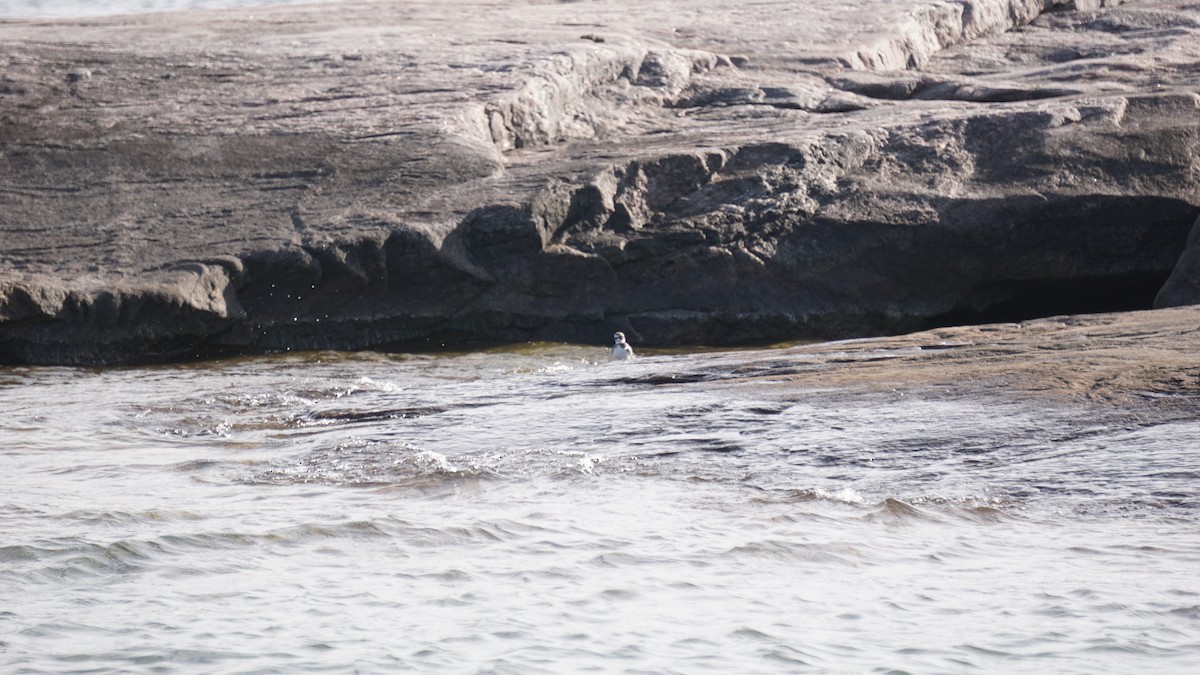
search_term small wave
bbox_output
[907,496,1019,523]
[146,417,234,440]
[724,540,864,565]
[729,627,779,643]
[7,515,483,581]
[219,391,318,410]
[345,376,399,394]
[575,453,604,475]
[0,545,41,563]
[767,489,1016,524]
[501,360,593,376]
[58,508,206,525]
[131,380,433,439]
[816,487,869,505]
[1168,605,1200,620]
[955,505,1013,523]
[11,537,175,580]
[416,450,458,473]
[305,405,448,424]
[861,498,945,525]
[247,441,494,487]
[774,487,870,506]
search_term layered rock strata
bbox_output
[2,0,1199,364]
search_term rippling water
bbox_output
[3,345,1200,672]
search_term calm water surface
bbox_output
[2,344,1199,672]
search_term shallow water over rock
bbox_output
[3,344,1199,672]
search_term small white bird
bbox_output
[612,331,634,360]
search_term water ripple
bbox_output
[3,346,1200,672]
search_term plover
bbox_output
[612,331,634,360]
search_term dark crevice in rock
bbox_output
[927,270,1176,329]
[668,84,875,114]
[831,75,1080,103]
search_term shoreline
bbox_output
[5,305,1198,421]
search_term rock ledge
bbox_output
[2,0,1199,364]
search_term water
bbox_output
[2,344,1199,672]
[0,0,329,19]
[7,0,1198,665]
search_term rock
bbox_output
[1155,215,1200,308]
[1,0,1200,364]
[707,305,1200,409]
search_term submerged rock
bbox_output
[1,0,1199,364]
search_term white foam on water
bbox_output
[3,347,1200,672]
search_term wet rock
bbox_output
[2,0,1200,364]
[724,305,1200,408]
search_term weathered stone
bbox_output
[711,304,1200,409]
[1,0,1199,364]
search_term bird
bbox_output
[612,331,634,360]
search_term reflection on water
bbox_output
[2,345,1199,672]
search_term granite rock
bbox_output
[1,0,1199,364]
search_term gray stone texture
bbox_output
[2,0,1199,363]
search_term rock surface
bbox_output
[701,305,1200,412]
[2,0,1199,364]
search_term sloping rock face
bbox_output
[1156,215,1200,307]
[1,0,1199,364]
[675,304,1200,410]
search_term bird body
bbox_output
[612,332,634,360]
